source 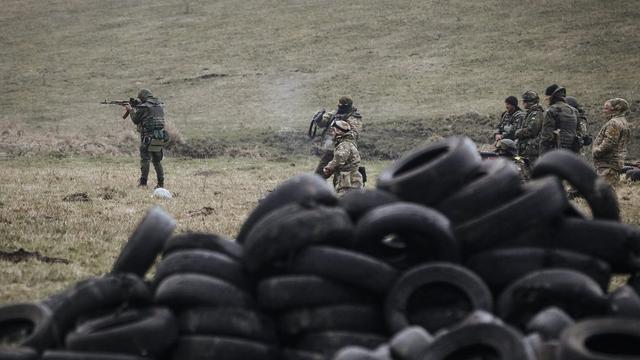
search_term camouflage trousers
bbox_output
[140,142,164,185]
[596,167,621,186]
[333,169,363,196]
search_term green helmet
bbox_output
[496,139,517,156]
[338,96,353,107]
[521,90,539,104]
[137,88,153,101]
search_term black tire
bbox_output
[154,273,252,308]
[626,169,640,181]
[162,232,242,260]
[278,305,385,337]
[257,275,371,310]
[354,203,458,268]
[281,349,324,360]
[385,263,493,333]
[465,247,612,294]
[558,318,640,360]
[389,326,433,360]
[377,136,482,206]
[333,346,378,360]
[607,285,640,318]
[531,149,620,220]
[0,303,54,351]
[622,165,637,173]
[236,173,337,244]
[41,351,149,360]
[337,189,399,223]
[48,274,151,345]
[111,206,176,277]
[152,250,248,290]
[420,322,532,360]
[435,158,523,224]
[171,335,278,360]
[497,269,606,329]
[525,307,574,341]
[243,204,354,273]
[296,331,386,357]
[0,348,38,360]
[177,307,277,343]
[288,246,399,294]
[65,307,177,357]
[455,176,568,254]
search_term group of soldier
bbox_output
[493,84,631,185]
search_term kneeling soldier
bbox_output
[323,120,363,195]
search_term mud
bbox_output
[63,192,90,202]
[0,248,70,264]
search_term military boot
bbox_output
[138,178,148,187]
[155,179,164,189]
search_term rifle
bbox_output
[308,109,327,139]
[100,98,140,119]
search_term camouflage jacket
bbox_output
[326,133,361,172]
[592,116,630,170]
[515,103,544,158]
[495,109,525,140]
[539,101,577,154]
[130,97,165,138]
[317,108,363,151]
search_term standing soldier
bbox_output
[124,89,167,188]
[323,120,363,195]
[566,96,592,155]
[313,96,362,177]
[494,96,525,142]
[539,84,578,155]
[592,98,631,185]
[515,90,544,165]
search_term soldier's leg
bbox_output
[314,151,334,179]
[151,150,164,188]
[139,143,151,186]
[597,167,621,186]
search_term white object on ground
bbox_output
[153,187,172,199]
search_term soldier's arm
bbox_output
[129,107,142,125]
[592,123,620,157]
[538,111,556,150]
[515,113,539,139]
[325,143,349,172]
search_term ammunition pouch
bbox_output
[148,129,169,152]
[358,166,367,184]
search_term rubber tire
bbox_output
[525,307,574,341]
[385,262,493,333]
[377,136,482,206]
[111,206,176,276]
[0,348,38,360]
[177,307,277,343]
[152,249,248,290]
[420,322,533,360]
[236,173,337,244]
[465,247,612,293]
[288,246,399,294]
[497,269,606,329]
[257,275,371,310]
[607,285,640,318]
[154,273,252,308]
[296,331,386,357]
[354,203,458,268]
[278,305,385,337]
[41,351,149,360]
[626,168,640,181]
[171,335,278,360]
[558,318,640,360]
[531,149,620,220]
[65,307,177,357]
[162,232,242,259]
[435,158,523,224]
[333,347,378,360]
[0,303,54,351]
[455,176,568,255]
[281,349,324,360]
[338,189,399,222]
[389,326,433,360]
[243,204,354,273]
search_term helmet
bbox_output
[137,88,153,101]
[332,120,351,132]
[522,90,539,104]
[496,139,517,156]
[338,96,353,107]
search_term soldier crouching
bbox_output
[323,120,363,196]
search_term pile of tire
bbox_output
[2,136,640,360]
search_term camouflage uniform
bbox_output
[515,103,544,164]
[129,89,166,187]
[539,96,578,155]
[592,98,631,185]
[496,139,530,182]
[566,96,591,154]
[494,109,525,140]
[324,122,363,195]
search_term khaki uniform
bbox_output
[325,133,363,195]
[314,109,363,177]
[593,115,630,185]
[515,103,544,163]
[130,96,165,186]
[495,109,525,140]
[539,101,578,155]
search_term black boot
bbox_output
[138,178,148,187]
[155,179,164,189]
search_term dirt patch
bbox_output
[63,192,90,202]
[0,248,70,264]
[193,169,222,177]
[187,206,217,217]
[98,187,125,200]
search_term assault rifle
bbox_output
[100,98,141,119]
[307,108,341,139]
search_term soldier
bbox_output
[494,96,525,142]
[592,98,631,185]
[539,84,578,155]
[323,120,363,195]
[313,96,362,177]
[495,139,530,181]
[515,90,544,165]
[124,89,166,188]
[565,96,592,154]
